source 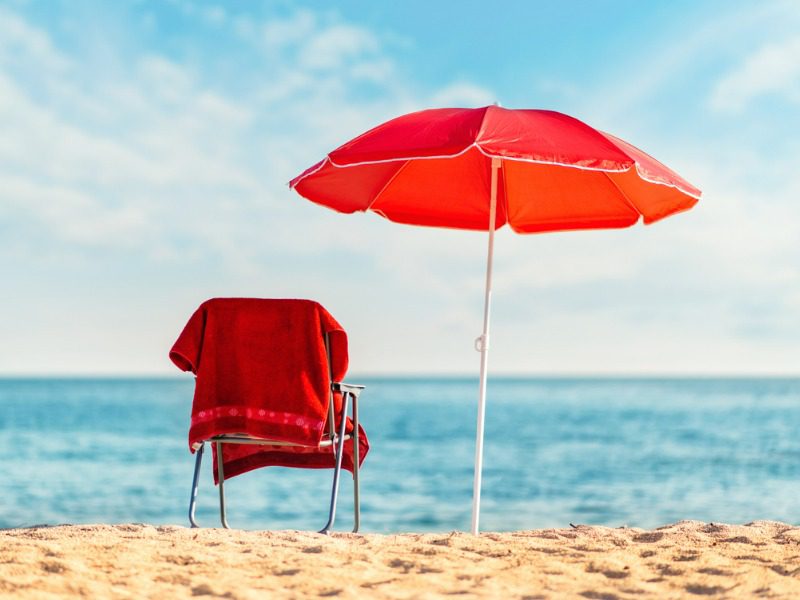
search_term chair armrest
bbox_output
[331,381,365,396]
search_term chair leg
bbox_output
[216,441,230,529]
[352,392,360,533]
[189,442,205,528]
[319,392,349,534]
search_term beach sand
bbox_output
[1,521,799,599]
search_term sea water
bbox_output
[1,377,799,532]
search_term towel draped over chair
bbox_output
[170,298,368,482]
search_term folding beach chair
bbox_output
[169,298,368,533]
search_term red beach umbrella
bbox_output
[290,105,701,533]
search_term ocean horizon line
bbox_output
[1,373,800,380]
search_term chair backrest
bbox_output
[325,332,337,440]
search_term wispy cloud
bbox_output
[299,24,379,70]
[709,36,800,113]
[430,82,496,107]
[0,6,70,71]
[570,1,800,130]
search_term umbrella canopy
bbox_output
[290,105,701,534]
[290,105,700,233]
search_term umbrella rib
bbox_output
[365,160,412,212]
[601,130,702,199]
[602,171,644,223]
[500,157,510,227]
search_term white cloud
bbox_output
[200,5,226,26]
[261,10,317,49]
[2,173,150,247]
[710,36,800,113]
[429,82,495,107]
[349,58,394,84]
[0,6,70,70]
[299,24,379,70]
[138,55,196,101]
[578,1,800,127]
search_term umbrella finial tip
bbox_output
[493,101,501,107]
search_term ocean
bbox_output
[2,377,799,533]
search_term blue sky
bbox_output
[1,0,799,375]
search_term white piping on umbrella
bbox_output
[290,144,702,201]
[325,142,632,173]
[471,143,633,173]
[633,164,702,199]
[328,143,477,169]
[291,157,330,183]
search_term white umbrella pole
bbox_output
[471,157,501,535]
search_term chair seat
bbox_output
[207,432,352,449]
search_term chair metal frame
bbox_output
[187,334,364,533]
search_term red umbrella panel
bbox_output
[290,105,701,533]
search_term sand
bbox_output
[1,521,799,599]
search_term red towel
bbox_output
[169,298,368,482]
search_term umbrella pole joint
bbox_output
[474,335,489,352]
